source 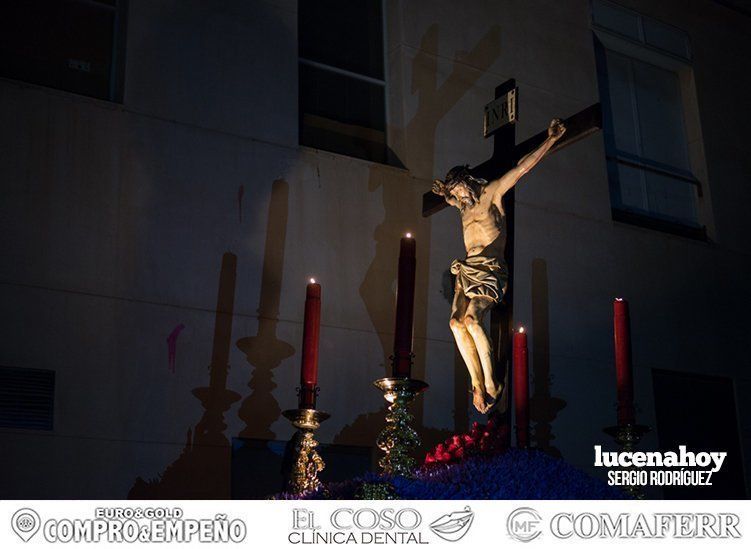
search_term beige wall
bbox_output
[1,0,749,497]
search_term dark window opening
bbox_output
[298,0,387,163]
[0,0,127,102]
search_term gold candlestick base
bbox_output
[374,377,429,477]
[604,423,651,499]
[282,408,330,494]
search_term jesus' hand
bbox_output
[548,118,566,140]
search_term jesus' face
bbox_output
[449,181,478,207]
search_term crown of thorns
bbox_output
[439,165,487,189]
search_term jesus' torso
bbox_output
[459,187,507,260]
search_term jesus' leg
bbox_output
[448,286,486,412]
[463,296,502,405]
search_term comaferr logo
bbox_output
[551,512,741,539]
[429,506,475,542]
[507,507,542,542]
[505,509,741,541]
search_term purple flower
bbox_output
[276,449,626,500]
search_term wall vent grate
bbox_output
[0,366,55,430]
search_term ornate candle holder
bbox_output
[374,377,428,477]
[282,407,330,494]
[603,423,651,499]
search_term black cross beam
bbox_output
[422,86,602,216]
[423,78,601,438]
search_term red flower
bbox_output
[423,418,511,467]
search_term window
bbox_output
[0,0,127,102]
[593,1,705,238]
[298,0,387,163]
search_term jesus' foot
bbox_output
[472,386,488,413]
[485,381,503,401]
[483,394,501,414]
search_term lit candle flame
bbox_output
[309,278,316,284]
[615,297,623,302]
[405,232,412,238]
[519,326,525,333]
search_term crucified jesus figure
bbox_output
[432,118,566,413]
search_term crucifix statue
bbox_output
[424,78,601,417]
[432,118,565,413]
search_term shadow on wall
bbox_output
[129,252,241,499]
[337,24,501,452]
[236,179,295,439]
[529,258,566,458]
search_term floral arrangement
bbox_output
[424,417,509,466]
[275,448,625,500]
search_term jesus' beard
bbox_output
[459,182,482,208]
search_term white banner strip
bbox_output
[2,499,750,548]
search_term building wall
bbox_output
[1,0,749,498]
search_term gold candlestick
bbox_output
[282,408,330,494]
[603,423,651,499]
[374,377,428,477]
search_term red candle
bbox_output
[299,279,321,408]
[513,327,530,448]
[392,233,416,377]
[614,298,635,425]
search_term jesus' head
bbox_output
[434,165,488,208]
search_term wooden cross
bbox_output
[422,78,601,441]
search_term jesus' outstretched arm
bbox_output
[488,118,566,198]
